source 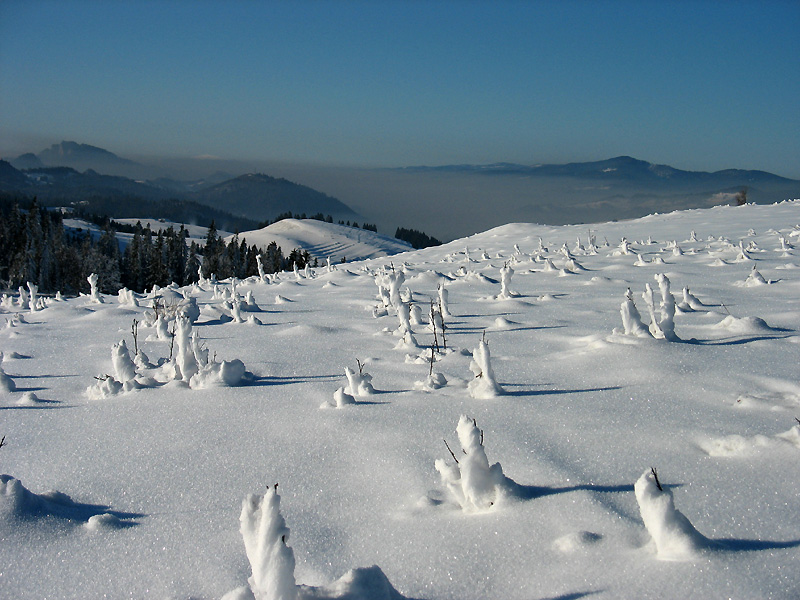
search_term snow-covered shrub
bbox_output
[498,263,516,299]
[640,276,679,341]
[120,288,139,307]
[26,282,39,312]
[112,340,138,386]
[256,255,268,282]
[87,273,102,303]
[387,269,405,310]
[173,315,199,382]
[86,375,124,400]
[414,371,447,391]
[226,486,410,600]
[655,274,678,341]
[678,287,705,311]
[344,363,375,396]
[177,295,200,322]
[614,239,632,256]
[468,339,504,398]
[438,283,451,318]
[237,485,299,600]
[395,302,411,336]
[619,289,651,338]
[189,357,247,388]
[434,416,506,511]
[323,386,357,409]
[17,286,29,310]
[744,266,769,286]
[231,298,245,323]
[634,468,709,560]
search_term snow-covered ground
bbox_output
[228,218,414,262]
[2,202,799,599]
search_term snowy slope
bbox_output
[228,218,413,262]
[2,201,799,599]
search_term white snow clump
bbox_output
[434,415,507,511]
[468,339,504,398]
[634,468,709,560]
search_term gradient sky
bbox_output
[1,0,798,177]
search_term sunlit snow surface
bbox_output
[2,202,800,599]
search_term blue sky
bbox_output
[1,0,798,177]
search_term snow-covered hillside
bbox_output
[63,217,233,250]
[228,218,413,262]
[2,202,799,599]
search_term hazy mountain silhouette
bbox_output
[191,172,360,223]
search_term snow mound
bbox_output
[552,531,603,553]
[712,315,778,334]
[699,425,800,455]
[1,475,135,529]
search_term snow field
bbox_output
[1,201,799,598]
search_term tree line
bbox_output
[0,199,312,295]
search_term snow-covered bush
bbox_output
[17,286,29,310]
[173,315,199,382]
[236,485,299,600]
[468,339,504,398]
[112,340,138,386]
[498,263,515,299]
[117,288,139,307]
[438,283,451,318]
[635,274,679,341]
[87,273,103,303]
[26,282,39,312]
[344,363,375,396]
[619,288,651,337]
[414,371,447,391]
[434,416,506,511]
[744,266,769,286]
[322,386,357,409]
[655,274,678,341]
[678,286,705,311]
[634,468,709,560]
[226,486,410,600]
[86,374,124,400]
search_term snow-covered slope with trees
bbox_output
[228,218,413,263]
[2,201,799,599]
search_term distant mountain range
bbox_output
[4,141,799,241]
[383,156,800,238]
[400,155,798,189]
[1,141,362,228]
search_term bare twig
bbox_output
[795,417,800,427]
[438,299,447,350]
[430,300,440,353]
[429,344,435,377]
[444,439,459,464]
[0,435,6,450]
[131,318,139,355]
[650,467,663,492]
[93,374,112,382]
[168,321,177,361]
[356,359,364,375]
